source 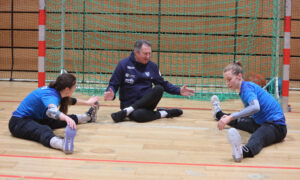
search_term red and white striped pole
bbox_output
[38,0,46,87]
[282,0,291,112]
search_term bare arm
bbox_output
[72,96,99,106]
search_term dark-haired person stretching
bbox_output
[9,73,99,154]
[211,62,287,162]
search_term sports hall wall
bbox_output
[0,0,299,88]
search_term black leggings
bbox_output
[216,111,287,156]
[125,85,164,123]
[9,115,78,147]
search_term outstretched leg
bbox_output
[50,125,77,154]
[227,123,286,162]
[210,95,259,133]
[9,116,78,154]
[210,95,230,120]
[77,102,100,123]
[9,116,56,147]
[245,123,287,157]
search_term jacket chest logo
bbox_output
[125,78,134,84]
[145,72,150,77]
[127,66,135,69]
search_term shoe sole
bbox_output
[93,102,100,122]
[227,128,242,162]
[89,108,97,122]
[88,102,100,123]
[211,95,221,120]
[64,125,77,154]
[93,103,100,122]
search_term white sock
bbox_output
[124,106,134,116]
[159,110,168,118]
[50,136,64,150]
[76,114,91,124]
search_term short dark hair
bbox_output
[134,39,152,52]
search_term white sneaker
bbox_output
[87,102,100,123]
[210,95,221,120]
[227,128,243,162]
[63,125,77,154]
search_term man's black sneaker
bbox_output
[157,107,183,118]
[111,110,127,123]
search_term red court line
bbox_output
[0,174,80,180]
[0,174,21,178]
[1,154,300,170]
[23,177,80,180]
[2,100,300,113]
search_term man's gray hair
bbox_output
[134,40,152,52]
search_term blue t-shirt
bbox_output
[12,86,61,120]
[240,81,286,125]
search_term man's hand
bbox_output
[180,85,196,97]
[104,88,115,101]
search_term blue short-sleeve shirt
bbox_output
[240,81,286,125]
[12,86,61,120]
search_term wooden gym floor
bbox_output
[0,81,299,180]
